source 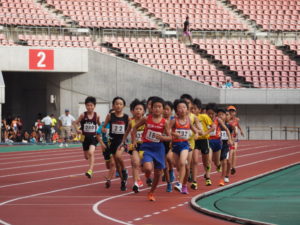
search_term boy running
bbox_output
[74,96,101,179]
[170,99,199,194]
[102,97,129,191]
[227,106,244,175]
[132,97,171,201]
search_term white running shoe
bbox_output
[224,177,230,183]
[59,143,64,148]
[174,182,182,192]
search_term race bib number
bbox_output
[136,131,143,142]
[175,129,190,140]
[208,126,216,136]
[111,124,125,134]
[146,130,161,142]
[221,131,228,140]
[83,123,96,133]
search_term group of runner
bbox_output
[74,94,244,201]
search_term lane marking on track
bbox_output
[0,143,299,225]
[92,148,300,225]
[0,158,131,179]
[0,149,83,161]
[0,219,11,225]
[127,151,300,223]
[0,163,132,189]
[0,144,271,186]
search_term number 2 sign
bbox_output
[29,49,54,70]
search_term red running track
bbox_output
[0,140,300,225]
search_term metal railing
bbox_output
[246,126,300,140]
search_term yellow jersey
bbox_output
[197,113,213,140]
[130,118,145,144]
[188,113,196,149]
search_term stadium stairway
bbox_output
[190,43,254,88]
[37,0,78,27]
[276,45,300,67]
[219,0,262,33]
[124,0,170,30]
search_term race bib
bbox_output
[208,125,216,136]
[111,124,125,134]
[136,131,143,142]
[83,123,96,133]
[146,130,161,142]
[175,129,190,140]
[221,131,228,140]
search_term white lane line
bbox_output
[94,148,300,225]
[0,158,131,179]
[0,149,82,161]
[0,163,132,189]
[0,219,11,225]
[0,154,82,166]
[0,158,84,171]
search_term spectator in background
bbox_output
[51,114,57,134]
[16,116,23,131]
[224,78,233,88]
[34,118,44,142]
[22,131,30,143]
[11,117,18,133]
[42,114,52,143]
[183,16,192,45]
[58,109,75,148]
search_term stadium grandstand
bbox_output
[0,0,300,140]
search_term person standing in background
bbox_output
[183,16,192,45]
[42,114,52,143]
[59,109,75,148]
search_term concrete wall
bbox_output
[231,104,300,140]
[59,50,221,117]
[0,46,88,72]
[220,88,300,104]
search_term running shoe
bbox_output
[217,164,222,172]
[181,185,189,194]
[190,182,198,190]
[120,180,127,191]
[219,179,225,186]
[147,192,156,201]
[146,178,153,187]
[105,179,111,189]
[85,169,93,179]
[115,171,120,178]
[166,182,172,192]
[224,176,230,183]
[137,179,144,188]
[122,169,128,181]
[132,183,139,193]
[231,168,236,175]
[174,182,182,192]
[205,178,212,186]
[169,170,175,182]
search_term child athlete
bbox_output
[170,99,199,194]
[206,103,232,185]
[75,96,101,178]
[132,97,171,201]
[121,99,146,193]
[102,97,129,191]
[217,109,233,186]
[97,119,115,188]
[192,98,215,187]
[162,101,175,192]
[227,105,244,175]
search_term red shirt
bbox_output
[142,115,166,143]
[209,118,221,140]
[229,118,239,137]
